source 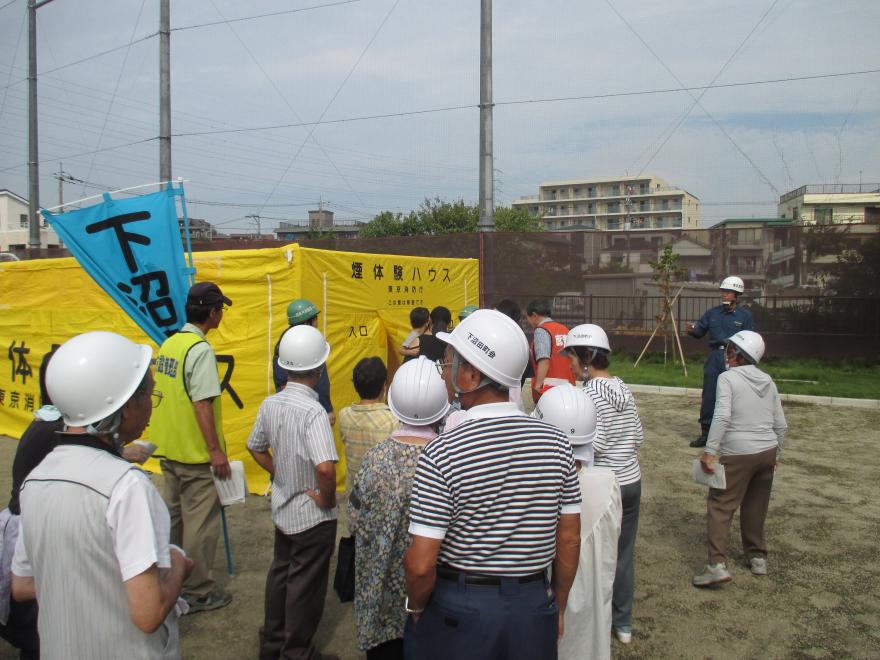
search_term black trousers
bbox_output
[0,598,39,660]
[259,520,337,660]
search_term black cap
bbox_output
[187,281,232,307]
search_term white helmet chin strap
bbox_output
[450,351,492,396]
[86,410,125,450]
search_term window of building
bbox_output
[661,199,669,210]
[587,186,595,198]
[588,202,594,213]
[639,182,648,194]
[815,208,833,224]
[608,202,619,213]
[573,188,580,198]
[610,184,620,196]
[19,214,28,228]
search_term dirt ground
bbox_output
[0,392,878,659]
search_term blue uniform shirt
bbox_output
[690,304,755,348]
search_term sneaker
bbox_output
[689,434,707,448]
[183,588,232,614]
[692,563,732,587]
[613,627,632,644]
[750,557,767,576]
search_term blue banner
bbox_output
[42,184,195,345]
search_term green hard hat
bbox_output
[459,305,479,320]
[287,298,320,325]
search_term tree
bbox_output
[358,210,421,238]
[360,199,544,237]
[494,206,540,232]
[417,197,478,235]
[825,234,880,298]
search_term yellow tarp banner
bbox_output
[0,244,479,493]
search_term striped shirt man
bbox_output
[408,401,581,576]
[585,377,644,486]
[338,402,398,492]
[246,382,339,534]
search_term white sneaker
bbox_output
[613,628,632,644]
[750,557,767,576]
[692,563,732,587]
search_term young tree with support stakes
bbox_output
[634,244,688,375]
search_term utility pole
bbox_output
[477,0,494,231]
[159,0,171,186]
[28,0,57,252]
[55,161,64,212]
[247,214,261,238]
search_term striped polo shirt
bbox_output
[408,402,581,576]
[584,377,644,486]
[246,382,339,535]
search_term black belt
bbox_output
[436,565,546,586]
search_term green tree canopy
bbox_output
[359,199,539,237]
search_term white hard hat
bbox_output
[436,309,528,389]
[531,383,597,447]
[727,330,765,364]
[563,323,611,353]
[46,331,152,427]
[387,357,450,425]
[719,276,745,294]
[278,325,330,371]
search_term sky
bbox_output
[0,0,878,233]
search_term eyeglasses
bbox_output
[434,360,452,376]
[151,391,164,409]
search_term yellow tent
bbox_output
[0,244,479,492]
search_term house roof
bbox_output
[0,189,29,205]
[709,217,793,229]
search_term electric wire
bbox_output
[204,0,369,213]
[630,0,782,189]
[171,0,361,32]
[81,0,148,198]
[605,0,780,195]
[254,0,402,215]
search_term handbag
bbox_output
[333,534,356,602]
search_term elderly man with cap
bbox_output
[248,325,340,660]
[273,299,335,425]
[403,309,582,660]
[686,276,755,448]
[11,331,192,659]
[151,281,233,613]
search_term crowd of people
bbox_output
[0,275,787,660]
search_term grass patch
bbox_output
[610,353,880,399]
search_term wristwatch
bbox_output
[404,596,424,614]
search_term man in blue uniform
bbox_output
[686,276,754,447]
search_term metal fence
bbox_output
[548,295,880,338]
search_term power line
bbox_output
[82,0,149,198]
[167,67,880,139]
[604,0,781,195]
[255,0,402,215]
[634,0,782,192]
[171,0,361,32]
[203,0,369,213]
[0,0,19,11]
[0,136,157,173]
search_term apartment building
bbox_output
[512,175,700,231]
[778,183,880,224]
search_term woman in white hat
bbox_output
[533,384,622,660]
[349,357,449,660]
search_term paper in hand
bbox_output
[213,460,248,505]
[692,459,727,489]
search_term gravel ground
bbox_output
[0,391,878,659]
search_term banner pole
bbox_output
[176,178,195,284]
[267,273,273,394]
[323,272,328,336]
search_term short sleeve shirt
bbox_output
[12,469,171,582]
[180,323,222,402]
[408,402,581,575]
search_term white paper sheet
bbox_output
[213,460,248,506]
[692,459,727,489]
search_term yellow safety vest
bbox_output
[151,331,225,463]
